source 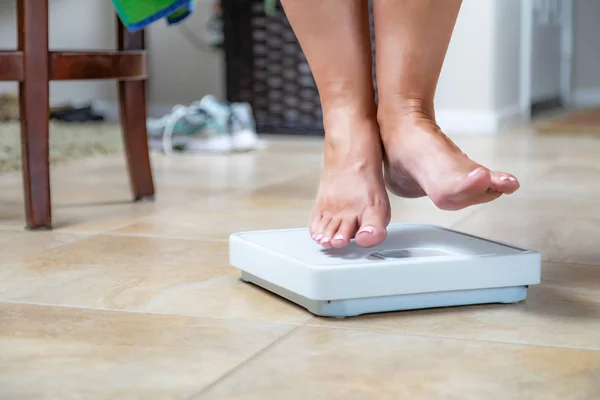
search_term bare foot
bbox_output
[380,112,520,210]
[310,119,391,249]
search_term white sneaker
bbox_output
[230,102,261,152]
[146,96,233,154]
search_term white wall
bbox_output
[434,0,523,134]
[435,0,496,112]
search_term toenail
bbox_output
[358,226,375,235]
[333,234,344,242]
[508,176,517,182]
[320,237,331,244]
[315,234,322,241]
[500,175,510,181]
[468,168,483,177]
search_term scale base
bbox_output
[242,272,528,318]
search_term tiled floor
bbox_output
[1,131,599,399]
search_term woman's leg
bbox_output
[281,0,390,248]
[374,0,520,210]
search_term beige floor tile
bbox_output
[250,172,320,200]
[147,151,322,197]
[262,135,325,153]
[542,261,600,292]
[0,235,311,324]
[115,194,314,240]
[452,130,600,160]
[453,202,600,264]
[309,262,600,350]
[0,230,84,263]
[0,172,197,233]
[198,326,600,400]
[0,188,178,233]
[524,158,600,196]
[478,191,600,218]
[0,302,292,399]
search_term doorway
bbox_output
[520,0,574,119]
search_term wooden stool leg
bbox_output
[117,19,155,201]
[18,0,51,229]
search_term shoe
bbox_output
[185,95,233,153]
[50,104,105,122]
[146,95,260,154]
[146,97,231,153]
[186,95,260,153]
[147,104,205,152]
[230,102,260,151]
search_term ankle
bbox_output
[323,103,377,126]
[323,106,379,141]
[319,77,377,116]
[324,119,380,151]
[323,119,382,167]
[377,97,436,134]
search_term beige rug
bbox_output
[534,107,600,134]
[0,122,123,173]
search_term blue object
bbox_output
[113,0,195,32]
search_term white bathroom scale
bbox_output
[229,224,541,318]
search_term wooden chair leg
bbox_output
[117,19,155,201]
[18,0,51,229]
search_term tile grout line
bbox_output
[0,299,308,330]
[0,226,32,233]
[61,230,233,243]
[188,325,302,399]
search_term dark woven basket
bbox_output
[222,0,375,136]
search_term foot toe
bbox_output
[331,218,357,248]
[462,167,493,193]
[309,213,321,239]
[312,214,331,244]
[355,206,388,248]
[319,217,342,248]
[490,172,520,194]
[434,167,493,210]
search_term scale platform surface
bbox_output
[229,224,541,318]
